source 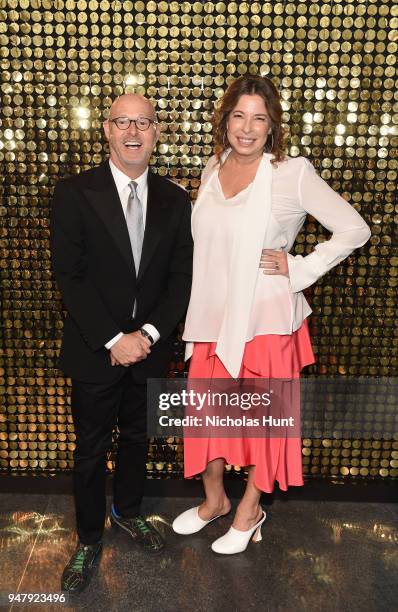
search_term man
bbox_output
[50,94,193,592]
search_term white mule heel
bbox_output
[211,510,266,554]
[172,506,226,535]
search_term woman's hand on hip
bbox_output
[260,249,289,277]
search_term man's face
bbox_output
[103,95,160,178]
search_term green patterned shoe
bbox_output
[61,541,102,593]
[111,506,164,554]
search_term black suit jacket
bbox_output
[50,161,193,384]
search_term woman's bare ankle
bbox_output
[232,504,262,530]
[198,497,231,520]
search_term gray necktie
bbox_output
[126,180,144,274]
[126,181,144,317]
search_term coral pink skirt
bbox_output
[183,320,315,492]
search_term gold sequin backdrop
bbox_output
[0,0,397,481]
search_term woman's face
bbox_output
[226,94,272,158]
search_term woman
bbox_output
[172,75,371,554]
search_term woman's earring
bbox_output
[223,131,229,147]
[267,132,274,151]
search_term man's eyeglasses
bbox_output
[109,116,158,131]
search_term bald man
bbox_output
[51,95,193,592]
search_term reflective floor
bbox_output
[0,493,397,612]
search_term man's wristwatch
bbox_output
[139,328,154,345]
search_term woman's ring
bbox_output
[275,262,279,270]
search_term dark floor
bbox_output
[0,493,397,612]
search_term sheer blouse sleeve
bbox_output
[287,159,371,293]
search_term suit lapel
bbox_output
[83,162,136,273]
[137,170,168,282]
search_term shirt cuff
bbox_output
[105,332,123,350]
[141,323,160,344]
[287,251,329,293]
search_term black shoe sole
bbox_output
[110,515,165,554]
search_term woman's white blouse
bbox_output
[183,153,371,377]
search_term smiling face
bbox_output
[226,94,272,160]
[103,94,160,178]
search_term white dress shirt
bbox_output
[183,152,371,377]
[105,160,160,349]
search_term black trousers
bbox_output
[71,370,147,544]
